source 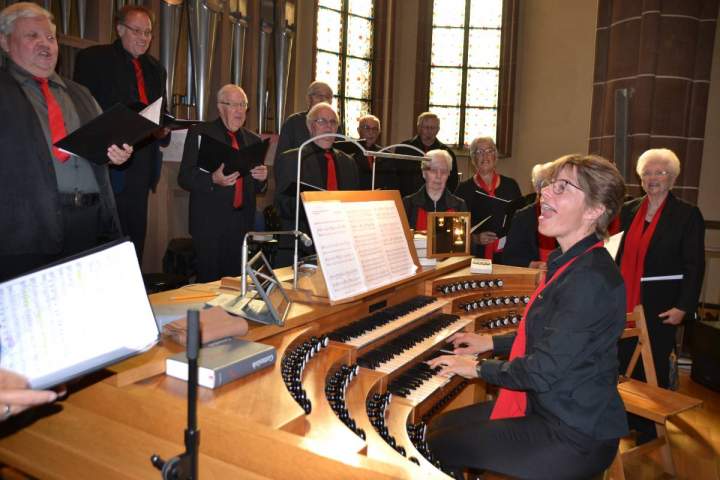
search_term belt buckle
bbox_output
[73,191,82,207]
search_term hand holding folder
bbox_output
[54,98,163,165]
[198,135,270,176]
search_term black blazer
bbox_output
[273,144,359,230]
[502,202,540,267]
[178,119,266,239]
[0,66,120,258]
[74,40,167,192]
[394,136,459,197]
[616,193,705,320]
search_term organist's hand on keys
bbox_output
[446,332,493,355]
[425,353,479,379]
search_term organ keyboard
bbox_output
[0,260,541,479]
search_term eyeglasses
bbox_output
[471,147,496,156]
[640,170,670,178]
[121,24,153,37]
[541,178,583,195]
[313,118,338,128]
[218,100,249,110]
[359,125,379,132]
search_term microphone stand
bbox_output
[151,310,201,480]
[292,134,431,289]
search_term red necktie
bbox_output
[367,155,375,169]
[227,131,243,208]
[131,58,149,105]
[324,151,338,190]
[34,77,70,162]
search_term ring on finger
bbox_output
[0,404,11,421]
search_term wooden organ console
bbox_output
[0,259,540,479]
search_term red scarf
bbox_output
[620,197,667,314]
[227,131,243,208]
[490,241,603,420]
[415,207,456,231]
[535,203,557,261]
[474,171,500,259]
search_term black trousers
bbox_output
[0,204,101,282]
[114,188,149,264]
[426,401,618,480]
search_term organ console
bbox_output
[0,259,540,479]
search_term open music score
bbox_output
[302,191,419,302]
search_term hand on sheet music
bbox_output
[0,369,61,421]
[447,332,494,355]
[106,143,133,165]
[475,231,497,246]
[212,163,240,187]
[250,165,268,181]
[659,307,685,325]
[426,353,479,379]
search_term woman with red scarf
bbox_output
[426,155,628,480]
[456,137,522,259]
[617,149,705,389]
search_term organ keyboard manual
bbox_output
[0,240,159,389]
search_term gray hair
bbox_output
[217,83,246,102]
[305,102,338,130]
[0,2,54,36]
[423,149,453,172]
[307,81,333,98]
[358,114,380,128]
[469,136,496,155]
[636,148,681,178]
[416,111,439,129]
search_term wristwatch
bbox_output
[475,358,486,379]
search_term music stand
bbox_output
[236,250,291,325]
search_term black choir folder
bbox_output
[165,337,276,389]
[54,103,161,164]
[0,240,159,390]
[198,135,270,176]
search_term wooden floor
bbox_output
[619,371,720,479]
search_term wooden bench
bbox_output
[606,306,703,480]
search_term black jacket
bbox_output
[350,142,399,190]
[273,143,359,231]
[402,186,468,230]
[502,202,540,267]
[74,40,167,192]
[394,136,459,197]
[481,234,629,440]
[178,119,266,239]
[0,66,120,258]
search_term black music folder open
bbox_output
[162,113,199,131]
[479,194,528,238]
[54,103,161,165]
[197,135,270,176]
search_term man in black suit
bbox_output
[273,103,359,267]
[0,2,132,282]
[352,114,398,190]
[178,85,268,283]
[74,5,168,263]
[274,80,334,160]
[396,112,459,197]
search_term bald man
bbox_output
[178,85,268,282]
[273,102,359,267]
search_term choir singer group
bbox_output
[0,3,707,480]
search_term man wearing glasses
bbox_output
[178,85,267,282]
[352,114,398,191]
[273,103,359,267]
[74,5,169,264]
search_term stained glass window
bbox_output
[315,0,375,136]
[429,0,505,147]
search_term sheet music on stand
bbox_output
[303,198,418,302]
[0,241,159,389]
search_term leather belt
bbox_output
[58,191,100,208]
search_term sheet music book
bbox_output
[55,100,161,164]
[197,135,269,176]
[303,199,418,301]
[0,241,160,389]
